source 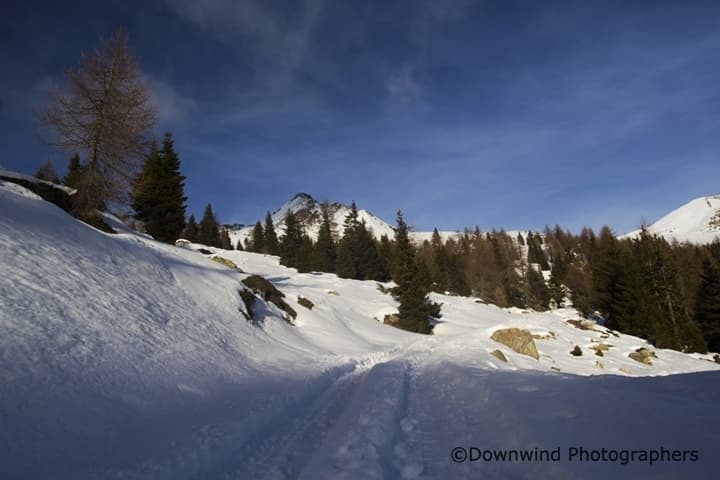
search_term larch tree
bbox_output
[42,29,156,215]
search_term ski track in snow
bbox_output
[2,179,720,479]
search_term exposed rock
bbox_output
[238,289,256,321]
[566,319,596,331]
[175,239,191,247]
[596,360,604,369]
[327,290,340,296]
[570,345,583,356]
[197,248,213,255]
[628,347,655,365]
[490,328,539,360]
[242,275,297,321]
[210,255,238,269]
[532,332,556,340]
[590,342,611,356]
[490,350,508,363]
[383,313,400,327]
[714,354,720,364]
[298,296,314,310]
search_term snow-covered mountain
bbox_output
[229,192,463,247]
[230,193,397,246]
[622,195,720,244]
[3,176,720,479]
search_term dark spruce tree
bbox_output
[64,153,84,188]
[131,133,187,243]
[279,210,304,268]
[35,160,60,184]
[182,214,198,242]
[250,221,264,253]
[391,211,440,334]
[312,204,336,272]
[220,228,233,250]
[695,255,720,352]
[264,212,280,255]
[336,202,361,279]
[198,203,221,247]
[235,239,244,251]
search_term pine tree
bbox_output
[131,133,186,243]
[695,257,720,352]
[198,203,221,247]
[280,210,304,268]
[220,228,233,250]
[336,202,361,279]
[296,235,315,273]
[64,153,84,188]
[235,238,244,251]
[312,205,336,272]
[35,160,60,183]
[183,214,198,242]
[263,212,280,255]
[250,221,264,253]
[391,211,439,334]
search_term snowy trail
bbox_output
[2,179,720,480]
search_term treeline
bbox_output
[243,203,439,334]
[409,225,718,354]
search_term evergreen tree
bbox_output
[198,203,221,247]
[279,210,304,268]
[64,153,84,188]
[336,202,361,279]
[695,256,720,352]
[182,214,198,242]
[312,205,336,272]
[250,221,264,253]
[35,160,60,183]
[131,133,187,243]
[264,211,280,255]
[220,228,233,250]
[235,239,244,251]
[296,235,315,273]
[391,211,439,334]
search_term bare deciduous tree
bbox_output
[42,29,156,214]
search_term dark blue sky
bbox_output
[2,0,719,233]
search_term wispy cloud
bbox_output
[385,64,422,103]
[144,75,198,128]
[164,0,324,76]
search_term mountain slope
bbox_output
[2,179,720,479]
[623,195,720,244]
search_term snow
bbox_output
[2,178,720,479]
[622,195,720,244]
[0,167,77,195]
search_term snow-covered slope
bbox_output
[3,179,720,479]
[622,195,720,244]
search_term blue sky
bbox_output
[1,0,719,233]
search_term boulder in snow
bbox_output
[490,328,539,360]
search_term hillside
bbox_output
[2,178,720,479]
[622,195,720,244]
